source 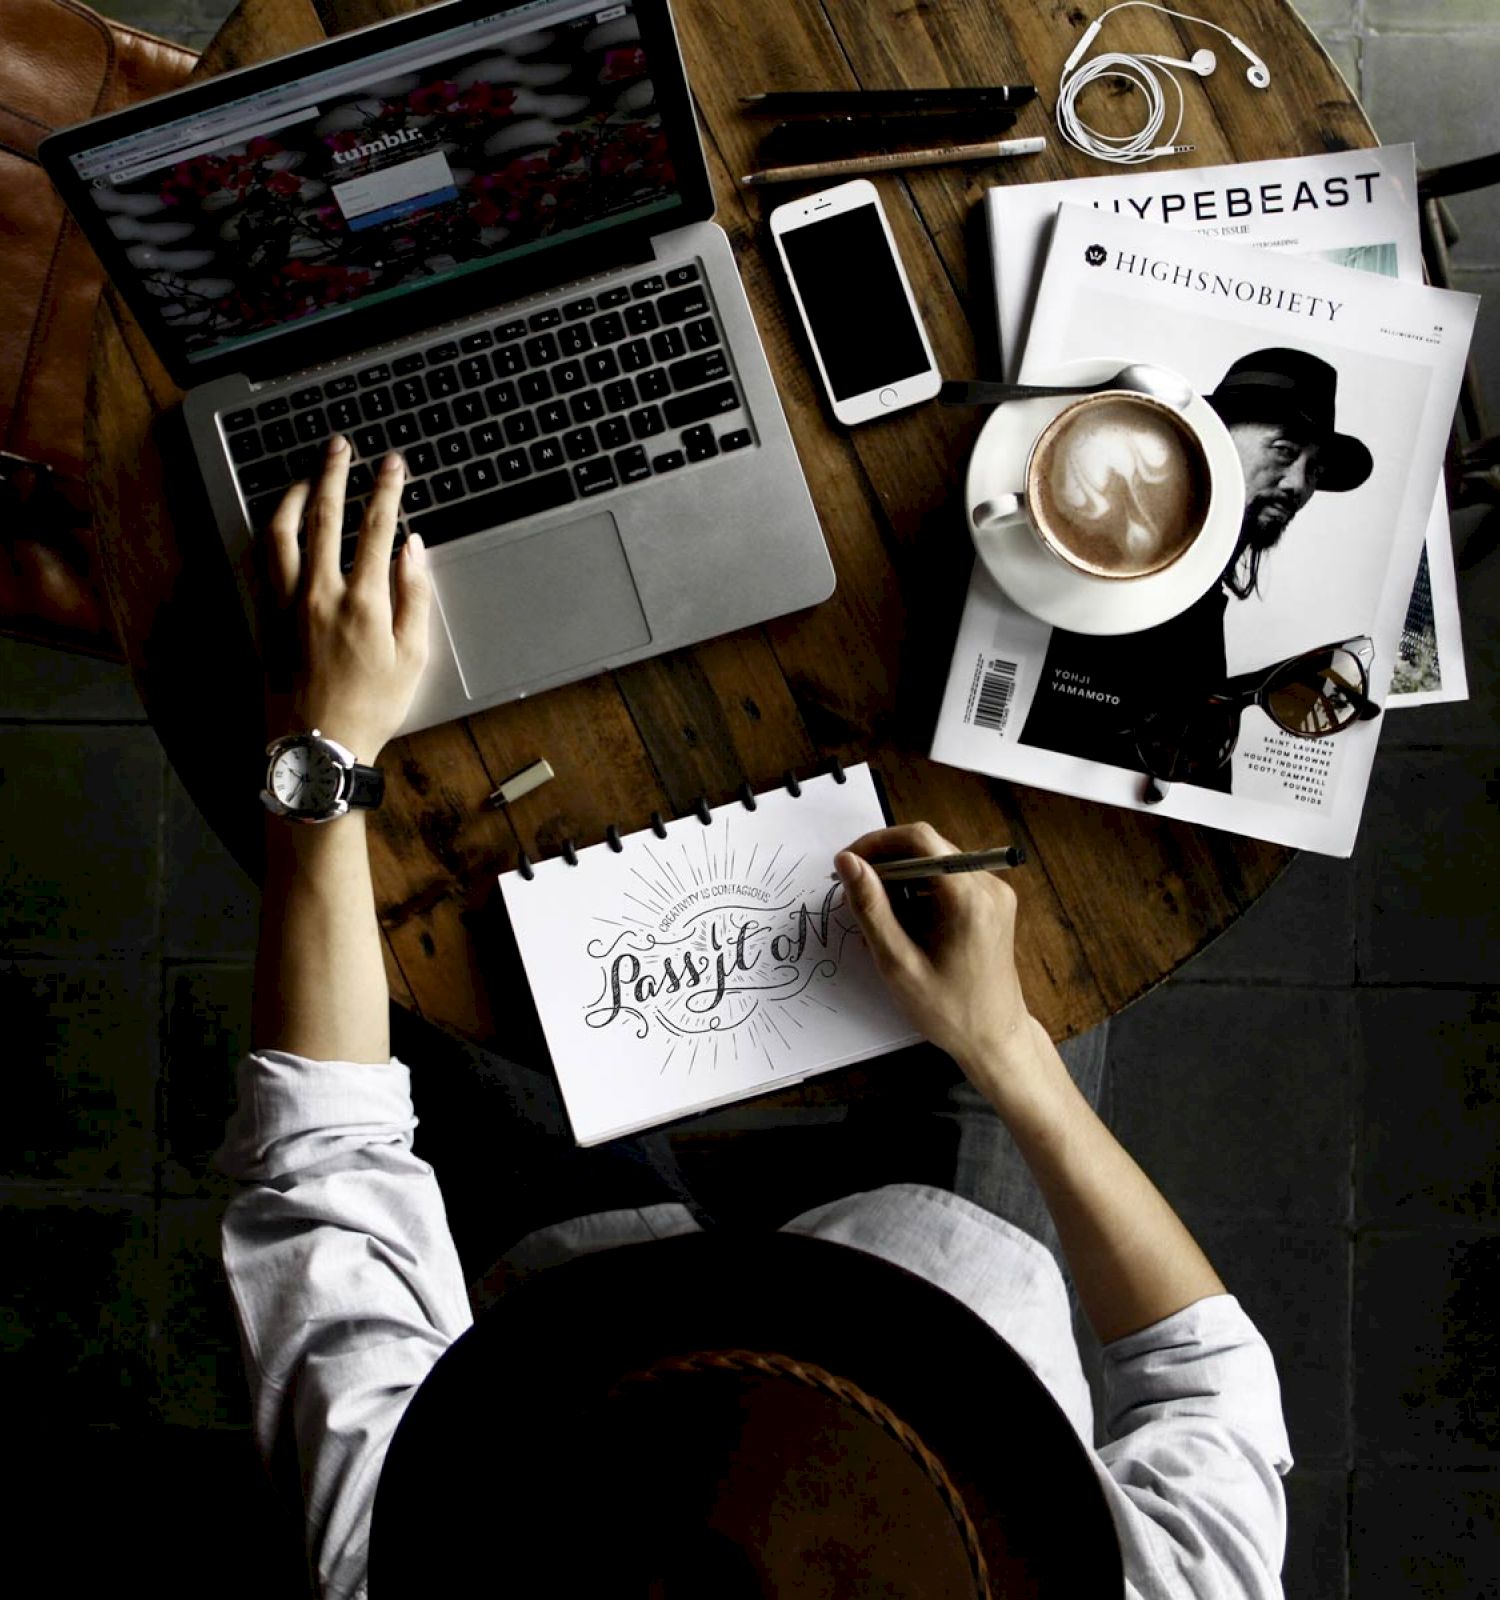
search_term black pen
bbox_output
[830,845,1026,882]
[758,111,1018,164]
[742,87,1036,116]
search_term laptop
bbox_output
[42,0,833,737]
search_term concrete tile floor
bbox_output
[5,1,1497,1594]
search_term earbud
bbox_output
[1225,32,1270,88]
[1140,48,1217,75]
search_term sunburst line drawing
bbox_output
[771,852,806,897]
[628,863,671,906]
[646,846,686,896]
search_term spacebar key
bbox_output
[408,470,576,548]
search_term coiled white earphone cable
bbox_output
[1056,49,1190,165]
[1055,2,1270,166]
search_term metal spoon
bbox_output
[940,364,1195,410]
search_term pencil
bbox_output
[830,845,1026,882]
[741,136,1046,188]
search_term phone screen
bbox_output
[779,204,932,401]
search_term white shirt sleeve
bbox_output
[1096,1293,1295,1599]
[213,1050,474,1600]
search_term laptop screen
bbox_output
[61,0,690,371]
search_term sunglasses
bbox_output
[1132,636,1381,804]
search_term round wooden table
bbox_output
[86,0,1375,1056]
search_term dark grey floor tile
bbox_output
[1284,1467,1349,1600]
[1357,990,1500,1227]
[1178,851,1357,985]
[1381,496,1500,753]
[0,637,146,722]
[95,0,234,50]
[1352,1468,1500,1600]
[1192,1220,1351,1469]
[156,1197,248,1428]
[1354,748,1500,985]
[0,961,158,1189]
[1362,30,1500,266]
[0,1190,155,1429]
[1110,984,1355,1224]
[161,963,253,1195]
[163,761,259,959]
[0,727,163,957]
[1354,1231,1500,1467]
[17,1425,313,1597]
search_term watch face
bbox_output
[269,741,343,815]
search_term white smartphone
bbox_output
[769,178,942,426]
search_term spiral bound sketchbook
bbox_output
[498,763,921,1147]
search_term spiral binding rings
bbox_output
[515,764,845,874]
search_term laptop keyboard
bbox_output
[218,263,753,571]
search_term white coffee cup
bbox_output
[973,390,1213,582]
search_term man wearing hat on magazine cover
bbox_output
[215,437,1294,1598]
[1018,345,1375,791]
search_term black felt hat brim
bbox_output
[1207,391,1374,493]
[368,1230,1124,1596]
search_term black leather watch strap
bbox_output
[347,762,386,810]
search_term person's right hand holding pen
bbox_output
[833,822,1227,1346]
[834,823,1037,1078]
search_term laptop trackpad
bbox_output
[434,512,651,700]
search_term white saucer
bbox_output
[965,356,1245,636]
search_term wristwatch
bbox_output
[260,729,385,823]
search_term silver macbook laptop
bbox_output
[42,0,833,736]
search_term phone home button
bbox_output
[878,387,899,406]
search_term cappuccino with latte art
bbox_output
[1026,393,1211,580]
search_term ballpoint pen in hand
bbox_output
[830,845,1026,882]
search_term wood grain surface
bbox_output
[85,0,1376,1053]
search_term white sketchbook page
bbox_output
[498,764,921,1147]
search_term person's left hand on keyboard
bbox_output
[261,434,431,761]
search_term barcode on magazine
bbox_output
[970,657,1018,734]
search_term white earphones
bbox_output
[1057,3,1271,165]
[1139,47,1217,76]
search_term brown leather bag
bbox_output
[0,0,197,658]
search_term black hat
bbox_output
[368,1231,1125,1596]
[1206,347,1373,492]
